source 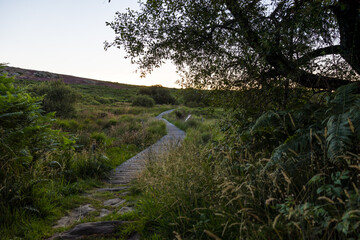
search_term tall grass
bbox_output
[134,100,360,239]
[136,140,217,239]
[52,103,168,168]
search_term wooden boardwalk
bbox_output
[108,109,185,185]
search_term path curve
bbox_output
[108,109,185,185]
[49,109,185,240]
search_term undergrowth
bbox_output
[135,84,360,239]
[0,70,169,239]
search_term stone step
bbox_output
[48,221,129,239]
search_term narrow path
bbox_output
[108,109,185,185]
[49,109,185,240]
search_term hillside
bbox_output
[2,66,136,89]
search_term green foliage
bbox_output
[90,132,108,148]
[0,72,117,238]
[72,153,112,179]
[164,107,222,134]
[106,1,359,91]
[71,84,137,104]
[147,119,167,136]
[136,140,217,239]
[1,67,172,238]
[0,72,79,226]
[247,83,360,167]
[1,72,55,209]
[138,85,177,105]
[106,145,138,167]
[29,80,78,118]
[132,95,155,107]
[55,119,83,131]
[182,88,209,107]
[174,109,185,119]
[135,84,360,239]
[218,84,360,238]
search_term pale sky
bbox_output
[0,0,180,88]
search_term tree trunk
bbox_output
[333,0,360,75]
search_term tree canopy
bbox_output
[106,0,360,90]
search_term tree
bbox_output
[105,0,359,91]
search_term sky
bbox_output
[0,0,180,88]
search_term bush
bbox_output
[138,85,177,104]
[29,80,78,118]
[132,95,155,107]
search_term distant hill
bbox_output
[2,66,136,89]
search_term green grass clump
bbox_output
[72,152,112,179]
[106,145,138,167]
[55,119,83,131]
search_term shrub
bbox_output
[132,95,155,107]
[79,94,101,105]
[29,80,78,118]
[76,132,91,148]
[138,85,177,104]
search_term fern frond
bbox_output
[267,127,323,168]
[349,98,360,139]
[293,103,325,127]
[326,113,353,161]
[251,111,281,133]
[326,83,359,115]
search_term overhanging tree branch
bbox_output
[223,0,354,90]
[296,70,352,89]
[107,0,359,91]
[295,45,343,66]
